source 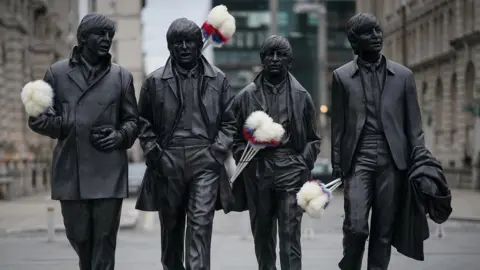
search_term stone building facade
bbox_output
[0,0,78,197]
[356,0,480,189]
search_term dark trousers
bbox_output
[339,134,402,270]
[244,149,308,270]
[60,198,123,270]
[158,143,220,270]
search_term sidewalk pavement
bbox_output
[449,189,480,222]
[0,188,479,236]
[0,193,138,235]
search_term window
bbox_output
[236,32,244,48]
[278,12,289,26]
[245,32,254,48]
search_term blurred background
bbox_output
[1,0,479,200]
[1,1,480,269]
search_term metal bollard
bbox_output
[302,216,315,240]
[435,223,446,238]
[46,206,55,242]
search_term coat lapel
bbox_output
[85,65,111,92]
[381,59,396,101]
[349,61,366,104]
[288,74,306,134]
[251,73,267,111]
[161,58,180,101]
[67,67,88,92]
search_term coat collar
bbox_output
[69,46,112,67]
[252,71,307,94]
[67,46,112,92]
[350,55,395,77]
[161,56,217,79]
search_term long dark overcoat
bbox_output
[230,72,322,212]
[135,56,237,213]
[28,48,139,200]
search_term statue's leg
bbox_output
[367,140,402,270]
[158,147,188,270]
[158,206,187,269]
[338,139,377,270]
[60,200,93,270]
[184,145,220,270]
[273,154,307,270]
[90,198,123,270]
[243,157,277,270]
[276,189,303,270]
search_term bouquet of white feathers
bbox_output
[229,111,285,185]
[20,80,54,117]
[297,178,343,218]
[201,5,236,51]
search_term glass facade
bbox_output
[211,0,355,94]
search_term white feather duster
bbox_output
[217,13,236,39]
[305,194,330,218]
[244,111,273,130]
[20,80,54,117]
[206,5,229,27]
[253,122,285,143]
[296,181,323,209]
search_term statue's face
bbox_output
[84,29,114,57]
[171,37,199,67]
[355,20,383,54]
[262,49,290,78]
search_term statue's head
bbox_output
[166,18,203,69]
[260,35,292,80]
[347,13,383,56]
[77,13,116,57]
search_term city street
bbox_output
[1,194,480,270]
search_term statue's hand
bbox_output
[332,166,343,180]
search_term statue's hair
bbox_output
[346,13,380,55]
[166,18,204,51]
[77,13,116,46]
[259,35,293,61]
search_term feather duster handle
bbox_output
[201,5,236,51]
[20,80,54,117]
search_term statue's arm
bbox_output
[301,92,322,170]
[117,71,139,149]
[210,77,237,164]
[28,67,64,139]
[404,72,425,151]
[231,92,246,162]
[331,71,345,170]
[137,77,162,160]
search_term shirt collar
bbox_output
[264,77,287,95]
[175,63,200,79]
[357,55,384,70]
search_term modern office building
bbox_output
[211,0,355,103]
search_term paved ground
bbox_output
[0,196,138,235]
[1,216,480,270]
[1,191,480,269]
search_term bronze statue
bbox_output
[27,13,139,270]
[331,13,425,269]
[135,18,236,270]
[231,35,322,270]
